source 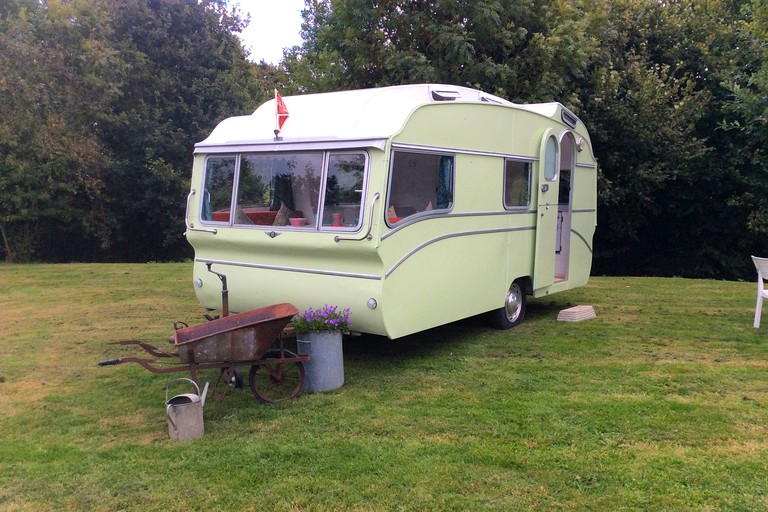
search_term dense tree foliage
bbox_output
[0,0,264,262]
[0,0,765,280]
[285,0,767,279]
[99,0,263,261]
[0,0,114,261]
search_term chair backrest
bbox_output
[752,256,768,281]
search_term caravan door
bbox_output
[533,131,560,291]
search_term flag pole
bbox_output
[274,89,281,140]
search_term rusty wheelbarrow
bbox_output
[98,302,308,403]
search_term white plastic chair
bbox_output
[751,256,768,328]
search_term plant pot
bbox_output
[297,331,344,392]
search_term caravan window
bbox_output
[322,153,365,228]
[235,153,323,226]
[387,150,453,224]
[201,156,236,222]
[200,151,366,230]
[544,136,559,181]
[504,160,532,208]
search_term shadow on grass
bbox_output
[341,319,484,376]
[339,295,575,376]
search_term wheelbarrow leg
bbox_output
[186,348,199,384]
[210,365,236,419]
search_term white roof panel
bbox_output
[195,84,516,150]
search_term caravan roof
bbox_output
[194,84,534,153]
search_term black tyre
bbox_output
[222,365,243,389]
[488,280,527,329]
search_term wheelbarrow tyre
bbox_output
[221,365,243,389]
[249,349,305,404]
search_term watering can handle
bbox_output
[165,378,200,403]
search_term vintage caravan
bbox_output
[185,84,597,339]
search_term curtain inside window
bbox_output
[437,156,453,209]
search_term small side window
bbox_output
[235,155,273,225]
[504,160,532,208]
[387,151,453,224]
[544,135,558,182]
[322,153,366,229]
[201,156,236,223]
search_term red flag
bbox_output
[275,89,289,132]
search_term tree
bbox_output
[98,0,264,261]
[718,0,768,249]
[287,0,766,279]
[581,0,766,278]
[0,0,265,262]
[284,0,600,101]
[0,0,116,261]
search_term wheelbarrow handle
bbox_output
[97,358,122,366]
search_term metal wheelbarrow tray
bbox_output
[99,303,308,403]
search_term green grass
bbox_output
[1,264,767,511]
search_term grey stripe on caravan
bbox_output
[384,226,536,278]
[381,210,536,241]
[391,142,538,161]
[571,229,594,254]
[195,258,382,281]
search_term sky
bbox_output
[235,0,305,64]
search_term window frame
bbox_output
[502,158,533,210]
[318,151,369,232]
[199,150,369,231]
[544,135,559,182]
[200,154,238,225]
[385,148,455,227]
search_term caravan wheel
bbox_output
[488,280,527,329]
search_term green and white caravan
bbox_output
[185,84,597,339]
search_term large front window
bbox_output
[200,151,366,230]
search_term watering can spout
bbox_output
[200,381,209,408]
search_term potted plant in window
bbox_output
[293,305,350,392]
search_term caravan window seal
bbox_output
[318,150,370,233]
[198,149,369,232]
[503,158,533,210]
[385,148,455,227]
[199,154,239,226]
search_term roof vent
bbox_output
[431,90,461,101]
[480,95,503,105]
[561,108,578,128]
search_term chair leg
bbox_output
[755,294,763,328]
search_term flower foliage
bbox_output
[292,305,351,334]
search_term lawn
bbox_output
[0,263,767,511]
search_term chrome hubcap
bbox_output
[504,284,523,322]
